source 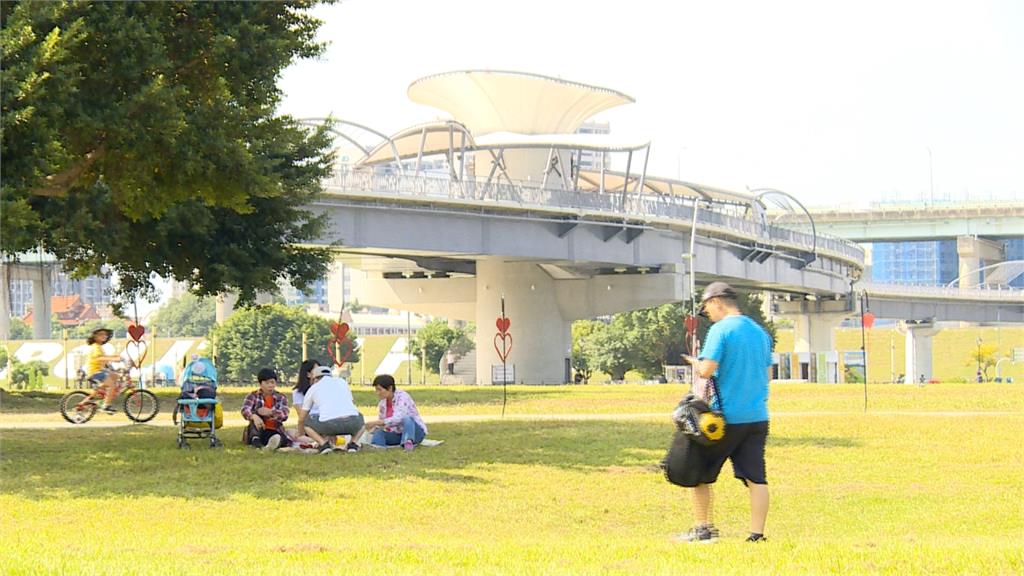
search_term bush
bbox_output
[10,359,49,390]
[211,304,360,383]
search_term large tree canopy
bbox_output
[1,1,335,305]
[151,293,215,337]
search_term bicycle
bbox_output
[59,361,160,424]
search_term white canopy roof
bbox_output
[408,70,634,136]
[358,123,648,166]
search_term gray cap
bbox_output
[701,281,737,303]
[312,366,333,378]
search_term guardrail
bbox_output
[859,282,1024,302]
[323,169,865,264]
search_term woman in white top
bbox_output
[289,359,321,449]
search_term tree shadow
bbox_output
[0,419,862,502]
[0,420,670,501]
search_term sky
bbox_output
[279,0,1024,208]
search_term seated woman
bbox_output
[289,359,324,450]
[363,374,428,451]
[241,368,291,451]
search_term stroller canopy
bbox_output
[180,357,218,394]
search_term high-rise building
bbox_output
[870,240,959,285]
[575,121,610,172]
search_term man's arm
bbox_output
[684,355,719,379]
[296,408,308,436]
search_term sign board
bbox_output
[491,364,515,384]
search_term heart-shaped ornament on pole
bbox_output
[125,340,148,368]
[493,332,513,363]
[128,324,145,343]
[326,322,354,367]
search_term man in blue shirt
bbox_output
[679,282,772,543]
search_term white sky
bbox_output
[279,0,1023,208]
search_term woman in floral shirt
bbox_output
[363,374,427,451]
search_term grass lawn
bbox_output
[1,384,1022,575]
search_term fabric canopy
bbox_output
[408,70,634,136]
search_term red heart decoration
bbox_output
[326,337,354,367]
[127,324,146,343]
[331,322,350,341]
[493,333,513,363]
[684,316,698,334]
[495,317,511,335]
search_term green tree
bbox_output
[211,304,359,383]
[65,318,129,340]
[0,345,8,368]
[408,320,475,375]
[583,291,777,380]
[10,358,49,389]
[152,293,216,337]
[571,320,604,383]
[8,319,32,340]
[2,1,335,307]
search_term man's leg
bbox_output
[303,420,329,447]
[749,482,768,534]
[247,422,265,447]
[692,483,714,526]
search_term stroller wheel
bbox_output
[210,437,223,448]
[178,438,191,450]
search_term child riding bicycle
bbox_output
[85,328,122,414]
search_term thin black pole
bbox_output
[501,295,507,418]
[860,292,868,413]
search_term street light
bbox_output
[976,336,982,383]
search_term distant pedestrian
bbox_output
[446,350,456,375]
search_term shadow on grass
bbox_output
[0,419,862,502]
[0,420,673,501]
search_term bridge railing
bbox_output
[323,168,864,263]
[859,282,1024,302]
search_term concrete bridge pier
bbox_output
[30,278,51,339]
[0,274,10,340]
[900,321,940,383]
[957,236,1004,288]
[474,260,573,385]
[792,312,847,355]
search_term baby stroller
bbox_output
[175,357,223,449]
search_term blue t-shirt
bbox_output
[700,315,771,424]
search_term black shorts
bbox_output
[703,420,769,485]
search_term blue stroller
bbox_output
[175,357,223,449]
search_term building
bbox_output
[7,267,112,317]
[23,294,101,328]
[870,237,1023,287]
[575,121,610,171]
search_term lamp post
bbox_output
[926,146,934,206]
[976,336,982,382]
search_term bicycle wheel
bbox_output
[123,389,159,423]
[60,391,97,424]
